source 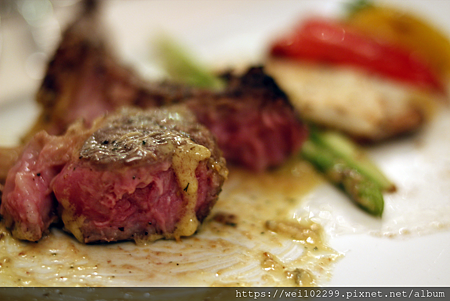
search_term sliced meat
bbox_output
[0,132,75,241]
[1,106,227,243]
[25,2,307,171]
[186,68,308,171]
[25,1,168,140]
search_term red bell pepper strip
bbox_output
[270,18,446,95]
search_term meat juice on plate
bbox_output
[0,155,343,287]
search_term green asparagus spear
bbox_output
[301,138,384,216]
[309,128,395,192]
[154,36,225,90]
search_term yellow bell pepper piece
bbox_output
[346,4,450,79]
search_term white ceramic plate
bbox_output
[1,0,450,287]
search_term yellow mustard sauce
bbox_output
[0,156,341,287]
[171,142,211,239]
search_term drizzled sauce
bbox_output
[0,157,341,287]
[171,143,211,239]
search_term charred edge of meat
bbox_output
[184,67,309,171]
[219,66,291,104]
[78,106,223,167]
[39,0,102,108]
[22,0,105,142]
[3,105,227,243]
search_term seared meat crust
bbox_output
[1,106,227,243]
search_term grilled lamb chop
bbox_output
[1,106,227,243]
[25,1,308,172]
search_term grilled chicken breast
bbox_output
[266,58,438,141]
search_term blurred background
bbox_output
[0,0,83,104]
[2,0,450,106]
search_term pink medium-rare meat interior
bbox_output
[1,106,227,243]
